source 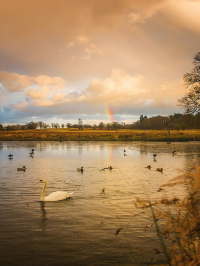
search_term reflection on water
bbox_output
[0,141,200,266]
[40,202,47,231]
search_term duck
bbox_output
[38,178,73,201]
[153,154,157,158]
[77,167,83,172]
[146,165,151,169]
[8,154,13,159]
[156,168,163,173]
[17,166,26,171]
[172,150,177,155]
[99,167,105,171]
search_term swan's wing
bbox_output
[45,191,74,201]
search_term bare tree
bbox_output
[78,118,83,130]
[66,123,71,129]
[38,121,44,129]
[178,52,200,114]
[98,122,105,130]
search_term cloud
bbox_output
[1,69,184,120]
[0,71,65,93]
[0,0,199,124]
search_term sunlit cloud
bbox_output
[0,0,199,124]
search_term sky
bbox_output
[0,0,200,126]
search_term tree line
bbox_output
[1,112,200,131]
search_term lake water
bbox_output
[0,141,200,266]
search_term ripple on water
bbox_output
[0,141,200,266]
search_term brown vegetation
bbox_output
[135,163,200,265]
[0,129,200,141]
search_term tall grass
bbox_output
[0,129,200,141]
[135,163,200,265]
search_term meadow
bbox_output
[0,129,200,141]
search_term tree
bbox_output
[38,121,44,129]
[105,123,111,130]
[0,124,3,131]
[178,52,200,114]
[61,123,65,128]
[98,122,105,130]
[66,123,71,129]
[78,118,83,130]
[27,121,38,129]
[54,123,60,129]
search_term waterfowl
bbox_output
[8,154,13,159]
[146,165,151,169]
[38,178,73,202]
[99,167,105,171]
[156,168,163,173]
[77,167,83,172]
[172,151,177,155]
[153,154,157,158]
[108,166,112,170]
[17,166,26,171]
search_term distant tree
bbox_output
[61,123,65,128]
[54,123,60,129]
[66,123,71,129]
[98,122,105,130]
[93,124,97,130]
[111,122,120,130]
[43,123,49,129]
[0,124,3,131]
[38,121,44,129]
[27,121,38,129]
[78,118,83,130]
[105,123,111,130]
[51,123,54,129]
[178,52,200,114]
[120,122,125,128]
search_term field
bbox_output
[0,129,200,141]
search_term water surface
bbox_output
[0,141,200,266]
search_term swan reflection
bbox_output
[40,201,47,231]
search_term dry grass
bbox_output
[0,129,200,141]
[135,163,200,266]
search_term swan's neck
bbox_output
[40,182,47,201]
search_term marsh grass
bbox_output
[135,163,200,265]
[0,129,200,141]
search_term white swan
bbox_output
[39,179,74,202]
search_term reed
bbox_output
[0,129,200,141]
[135,163,200,265]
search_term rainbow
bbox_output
[104,104,114,123]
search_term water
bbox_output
[0,141,200,266]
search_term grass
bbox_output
[135,163,200,265]
[0,129,200,141]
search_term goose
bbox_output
[38,178,74,202]
[156,168,163,173]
